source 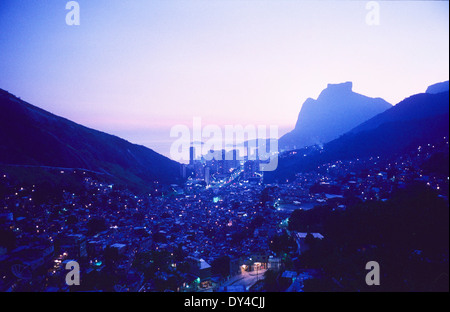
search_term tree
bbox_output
[0,228,16,251]
[212,256,230,277]
[66,214,78,227]
[250,215,265,229]
[262,269,279,292]
[260,187,271,206]
[301,183,449,291]
[87,217,107,235]
[269,232,296,255]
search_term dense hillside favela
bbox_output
[0,82,448,292]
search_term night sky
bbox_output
[0,0,448,158]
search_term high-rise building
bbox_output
[180,164,186,179]
[189,146,195,166]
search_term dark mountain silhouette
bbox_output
[0,89,181,190]
[426,80,449,94]
[349,91,449,135]
[279,82,392,150]
[266,89,449,183]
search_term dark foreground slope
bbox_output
[0,89,181,190]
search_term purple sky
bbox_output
[0,0,448,158]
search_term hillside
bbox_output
[266,90,449,183]
[0,89,182,191]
